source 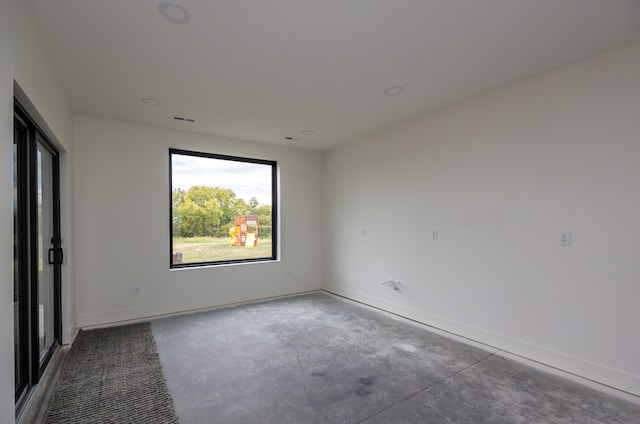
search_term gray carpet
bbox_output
[44,323,179,424]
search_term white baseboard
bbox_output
[324,286,640,401]
[75,289,323,329]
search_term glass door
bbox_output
[36,137,59,364]
[14,117,28,403]
[14,101,62,410]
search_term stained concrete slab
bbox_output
[362,353,640,424]
[151,292,640,424]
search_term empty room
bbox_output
[2,0,640,423]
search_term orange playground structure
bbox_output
[229,215,259,248]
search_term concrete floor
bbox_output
[151,292,640,424]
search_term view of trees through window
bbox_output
[170,149,276,267]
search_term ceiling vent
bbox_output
[172,115,195,123]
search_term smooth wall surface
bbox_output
[0,1,15,419]
[323,42,640,396]
[73,115,322,327]
[1,0,73,421]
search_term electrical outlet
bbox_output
[134,286,141,295]
[432,230,438,240]
[559,232,571,246]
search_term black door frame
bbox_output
[14,99,62,409]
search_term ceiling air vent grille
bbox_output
[172,115,195,123]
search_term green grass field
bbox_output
[173,236,273,263]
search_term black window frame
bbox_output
[169,148,278,268]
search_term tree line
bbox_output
[172,185,272,238]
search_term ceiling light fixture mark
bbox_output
[384,86,404,96]
[142,97,161,106]
[159,2,191,24]
[301,130,315,136]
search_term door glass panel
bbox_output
[37,139,55,362]
[14,127,22,390]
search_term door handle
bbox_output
[48,247,64,265]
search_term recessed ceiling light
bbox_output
[301,130,315,136]
[384,86,404,96]
[142,97,161,106]
[159,2,191,24]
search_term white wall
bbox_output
[323,41,640,396]
[0,1,15,419]
[1,0,73,421]
[73,115,322,327]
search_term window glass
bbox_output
[170,149,277,267]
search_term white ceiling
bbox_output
[26,0,640,152]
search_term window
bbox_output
[170,149,277,267]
